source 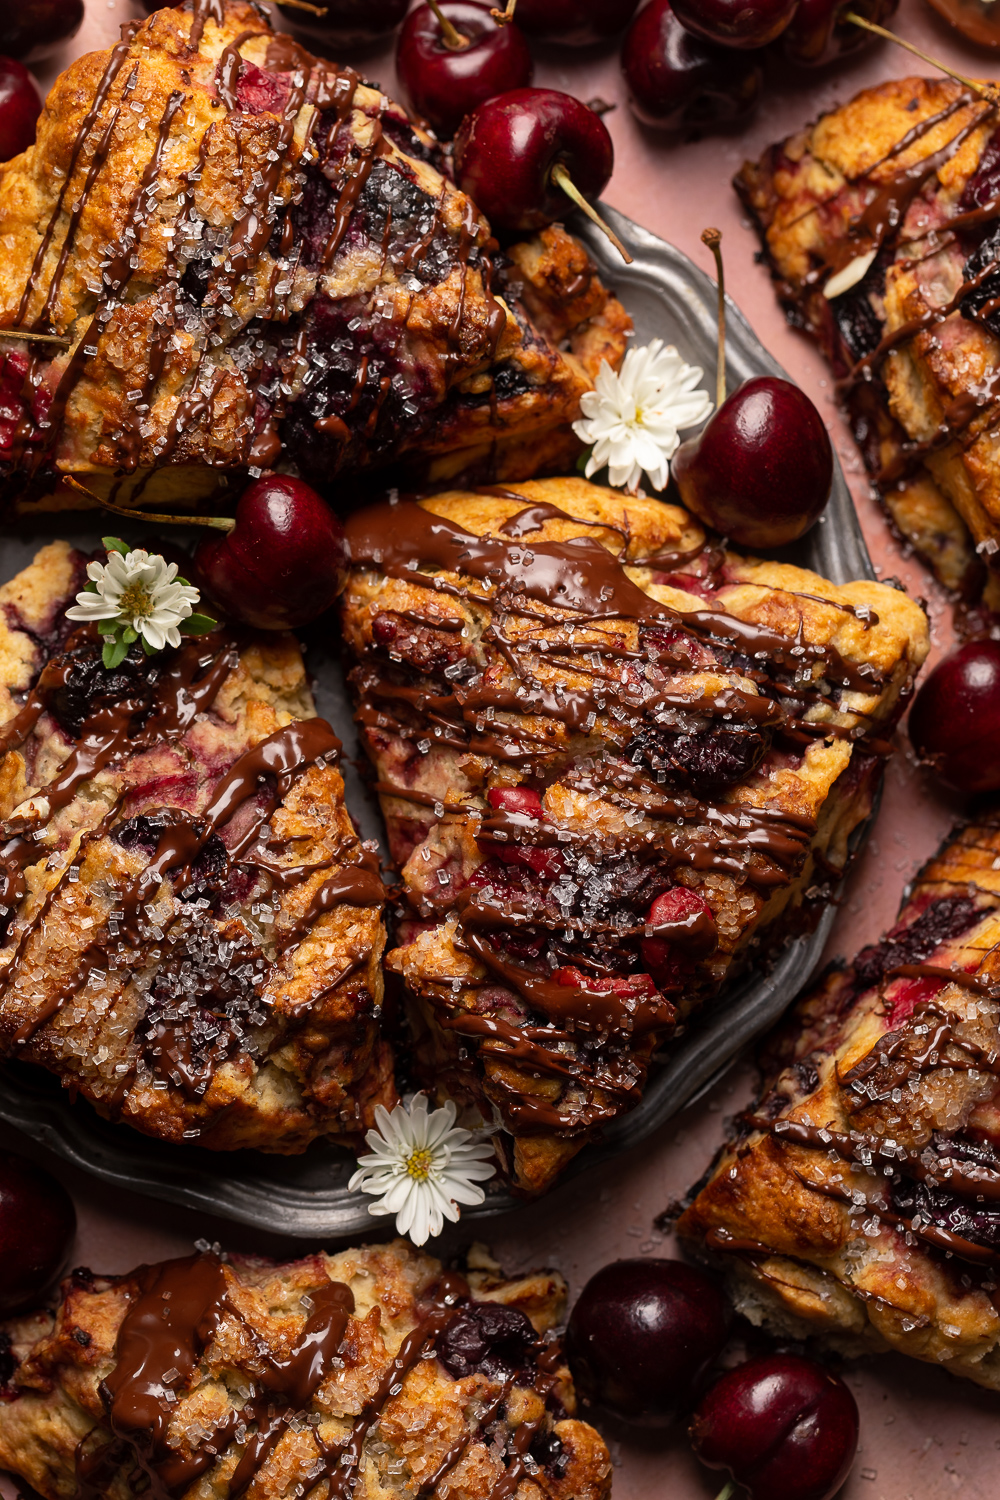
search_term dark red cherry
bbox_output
[623,0,762,132]
[0,1152,76,1315]
[690,1354,859,1500]
[194,476,347,631]
[779,0,898,64]
[673,376,833,549]
[396,2,533,141]
[265,0,409,49]
[908,640,1000,792]
[0,0,82,62]
[0,57,41,161]
[672,0,796,48]
[454,87,614,233]
[513,0,640,45]
[565,1258,730,1428]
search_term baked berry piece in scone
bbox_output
[736,77,1000,618]
[0,1240,611,1500]
[0,539,391,1151]
[0,0,629,510]
[340,477,929,1196]
[679,808,1000,1389]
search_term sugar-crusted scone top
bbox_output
[340,477,929,1194]
[0,1239,612,1500]
[0,540,391,1152]
[0,0,630,506]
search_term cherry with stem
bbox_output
[672,227,833,548]
[64,475,348,632]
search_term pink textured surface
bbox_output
[3,3,997,1496]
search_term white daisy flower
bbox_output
[349,1093,496,1247]
[66,539,211,668]
[573,339,714,494]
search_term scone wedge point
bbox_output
[680,806,1000,1389]
[340,477,929,1196]
[0,1239,611,1500]
[0,0,629,509]
[0,539,391,1151]
[737,75,1000,616]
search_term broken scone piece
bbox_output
[680,808,1000,1390]
[0,1239,611,1500]
[737,75,1000,616]
[0,539,390,1151]
[340,477,929,1197]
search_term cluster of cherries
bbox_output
[566,1257,860,1500]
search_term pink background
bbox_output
[6,2,999,1495]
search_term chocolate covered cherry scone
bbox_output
[0,1240,611,1500]
[0,0,629,509]
[340,477,929,1195]
[680,808,1000,1389]
[0,540,390,1151]
[737,76,1000,613]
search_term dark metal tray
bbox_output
[0,204,874,1238]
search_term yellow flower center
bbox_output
[404,1147,434,1182]
[117,580,156,622]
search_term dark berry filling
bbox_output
[437,1302,538,1381]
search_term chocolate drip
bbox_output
[345,501,881,694]
[100,1253,355,1500]
[276,848,386,952]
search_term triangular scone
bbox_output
[0,1240,612,1500]
[0,0,629,508]
[0,540,391,1151]
[680,808,1000,1390]
[340,477,929,1195]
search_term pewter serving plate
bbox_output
[0,206,874,1237]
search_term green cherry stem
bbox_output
[713,1483,737,1500]
[64,476,236,532]
[843,12,1000,107]
[1,328,72,346]
[701,225,726,409]
[550,162,633,264]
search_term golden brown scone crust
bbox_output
[0,2,629,506]
[680,808,1000,1389]
[0,540,392,1152]
[340,477,929,1196]
[0,1239,611,1500]
[736,76,1000,615]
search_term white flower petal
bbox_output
[575,343,712,494]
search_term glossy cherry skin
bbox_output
[908,640,1000,792]
[0,57,40,161]
[0,0,82,62]
[194,476,347,631]
[565,1258,730,1428]
[454,88,614,234]
[0,1153,76,1315]
[673,376,833,549]
[691,1354,859,1500]
[253,0,409,48]
[672,0,796,48]
[779,0,898,65]
[396,3,533,141]
[640,888,715,986]
[513,0,640,45]
[623,0,762,132]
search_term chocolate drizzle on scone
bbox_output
[681,808,1000,1388]
[0,1242,609,1500]
[0,541,391,1152]
[340,478,928,1193]
[0,0,630,504]
[736,77,1000,615]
